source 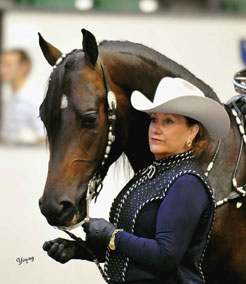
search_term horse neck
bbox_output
[102,52,166,172]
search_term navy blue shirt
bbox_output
[112,174,211,283]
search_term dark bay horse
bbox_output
[38,29,246,283]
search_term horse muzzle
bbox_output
[39,190,87,228]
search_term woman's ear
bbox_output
[189,124,200,141]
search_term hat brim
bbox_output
[131,90,230,141]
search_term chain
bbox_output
[62,230,110,283]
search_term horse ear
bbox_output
[81,29,98,66]
[38,33,62,66]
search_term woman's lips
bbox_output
[151,137,161,142]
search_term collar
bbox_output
[139,150,195,180]
[153,149,195,168]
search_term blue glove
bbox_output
[82,218,116,247]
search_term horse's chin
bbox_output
[54,218,85,231]
[47,194,87,231]
[54,210,87,231]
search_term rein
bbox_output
[215,100,246,207]
[207,73,246,208]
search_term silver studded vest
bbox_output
[104,150,215,283]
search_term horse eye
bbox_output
[81,113,98,128]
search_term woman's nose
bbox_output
[151,122,161,134]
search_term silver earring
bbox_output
[186,140,192,147]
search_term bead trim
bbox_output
[216,103,246,207]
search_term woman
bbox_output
[43,77,230,283]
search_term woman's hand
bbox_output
[43,238,92,263]
[82,218,116,247]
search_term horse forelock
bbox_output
[40,66,65,140]
[40,50,85,140]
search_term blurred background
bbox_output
[0,0,246,283]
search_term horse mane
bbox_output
[41,41,220,140]
[99,40,220,102]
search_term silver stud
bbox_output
[216,200,224,206]
[61,94,68,109]
[108,132,113,141]
[56,57,63,65]
[106,146,111,154]
[107,91,117,109]
[232,109,237,116]
[239,125,245,134]
[207,161,214,172]
[236,202,242,209]
[236,116,241,125]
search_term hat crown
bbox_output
[154,77,204,105]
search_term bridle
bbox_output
[85,57,117,218]
[49,51,116,282]
[50,50,117,228]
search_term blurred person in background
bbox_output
[0,49,45,145]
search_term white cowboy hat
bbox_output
[131,77,230,140]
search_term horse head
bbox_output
[38,29,124,228]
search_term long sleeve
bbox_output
[115,174,209,273]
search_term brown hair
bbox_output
[185,117,209,157]
[4,49,31,73]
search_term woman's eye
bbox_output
[150,117,157,123]
[166,118,173,124]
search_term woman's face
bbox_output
[148,113,199,160]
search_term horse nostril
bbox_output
[60,200,74,213]
[39,194,76,226]
[56,199,75,222]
